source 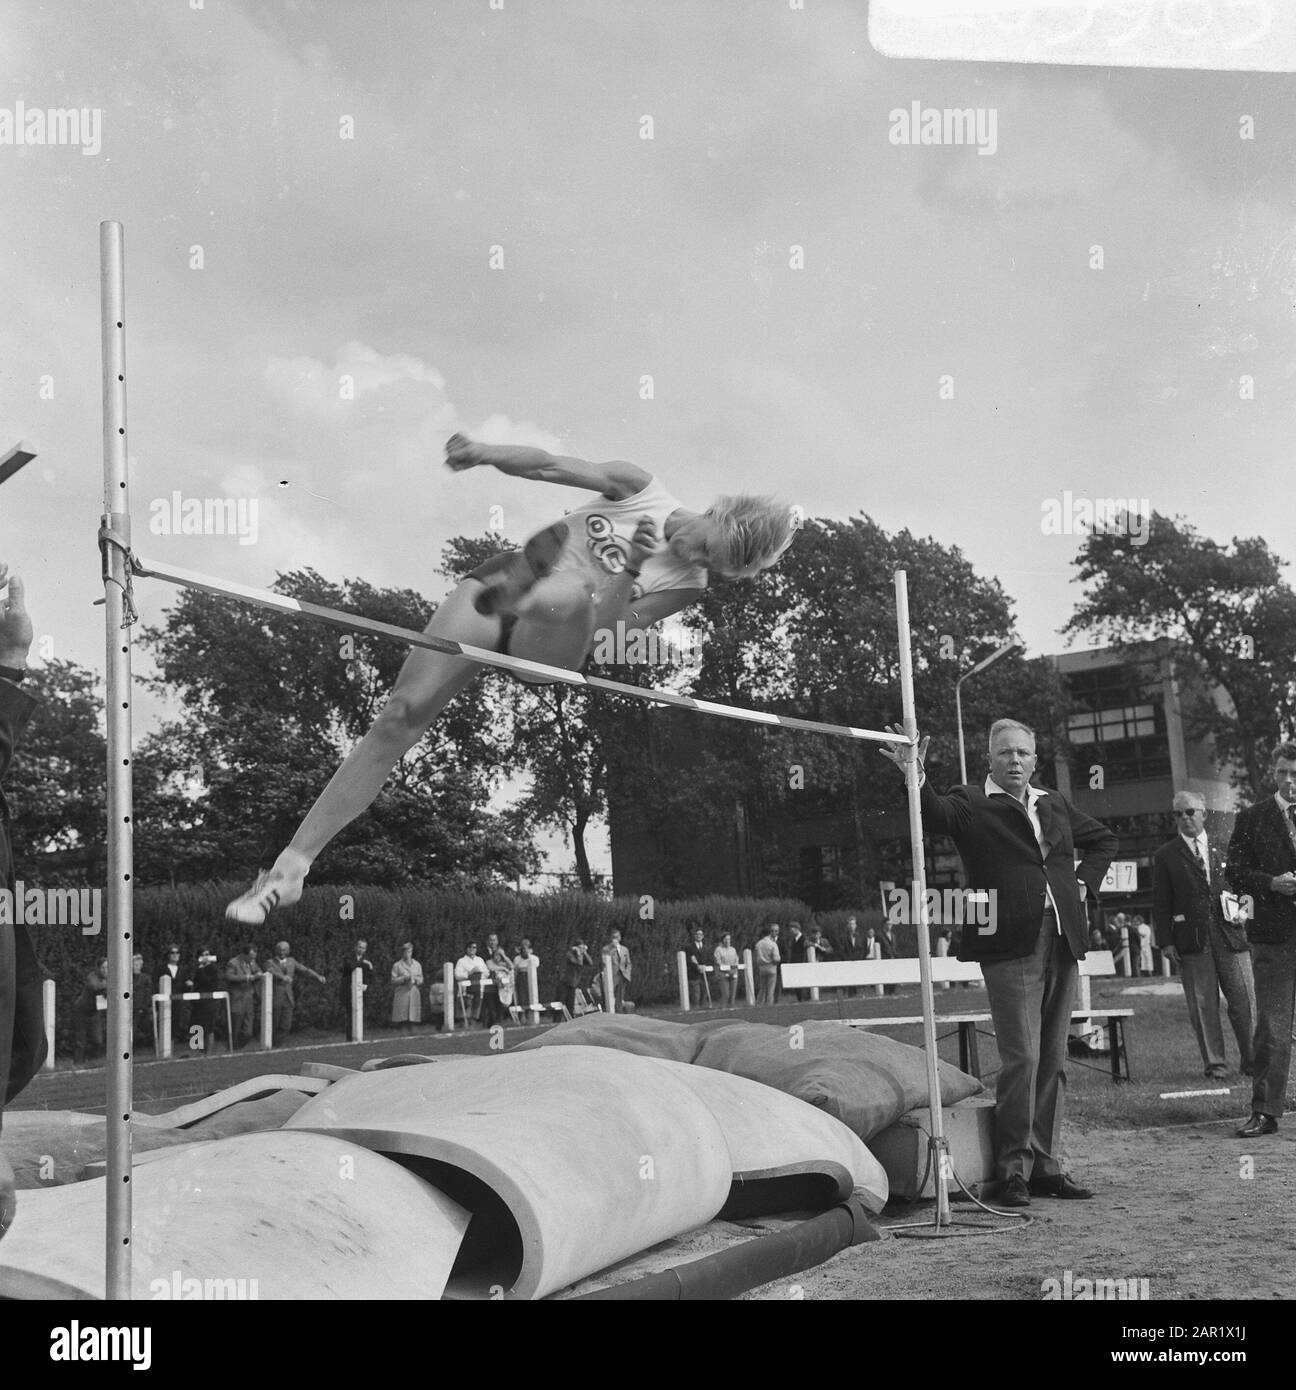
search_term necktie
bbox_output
[1192,838,1208,880]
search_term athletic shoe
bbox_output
[473,523,569,616]
[225,869,304,925]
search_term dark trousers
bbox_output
[229,989,255,1047]
[73,1006,104,1063]
[1250,940,1296,1119]
[0,919,47,1126]
[272,989,294,1045]
[1177,926,1254,1074]
[981,916,1078,1182]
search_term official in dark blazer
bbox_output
[884,717,1117,1209]
[1151,792,1253,1079]
[1224,741,1296,1137]
[0,565,46,1238]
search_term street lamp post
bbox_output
[955,641,1023,783]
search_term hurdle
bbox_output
[96,219,946,1298]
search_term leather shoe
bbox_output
[995,1174,1031,1208]
[1235,1113,1277,1138]
[1029,1172,1094,1200]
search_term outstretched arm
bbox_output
[445,434,650,500]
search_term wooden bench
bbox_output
[778,950,1132,1083]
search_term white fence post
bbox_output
[807,943,819,1001]
[442,962,455,1033]
[260,972,273,1049]
[158,974,172,1059]
[527,957,541,1024]
[742,949,755,1007]
[870,941,884,997]
[602,954,617,1015]
[676,951,690,1012]
[351,966,364,1043]
[43,978,56,1069]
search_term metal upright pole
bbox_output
[894,569,950,1226]
[955,677,969,785]
[99,219,134,1297]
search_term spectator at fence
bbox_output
[480,933,512,1028]
[754,924,780,1006]
[390,942,424,1031]
[513,939,540,1015]
[713,931,739,1007]
[837,916,867,999]
[686,926,711,1007]
[191,947,223,1053]
[1225,740,1296,1137]
[131,953,152,1045]
[1152,791,1254,1082]
[601,928,632,1012]
[561,938,593,1018]
[339,939,374,1041]
[1133,915,1154,975]
[266,940,326,1046]
[786,921,805,966]
[157,945,191,1046]
[225,944,263,1049]
[72,958,109,1064]
[1109,912,1131,975]
[455,940,488,1025]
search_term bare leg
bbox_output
[227,570,603,921]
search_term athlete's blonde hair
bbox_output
[702,496,797,579]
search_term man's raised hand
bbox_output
[878,723,929,775]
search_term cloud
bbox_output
[263,340,447,423]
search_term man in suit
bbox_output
[157,944,192,1048]
[600,928,632,1012]
[265,940,326,1046]
[883,718,1117,1208]
[0,564,45,1238]
[224,943,263,1049]
[1152,791,1254,1080]
[1225,741,1296,1137]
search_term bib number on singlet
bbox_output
[586,514,644,598]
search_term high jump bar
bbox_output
[133,554,915,747]
[0,441,36,486]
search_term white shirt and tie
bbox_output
[983,776,1063,931]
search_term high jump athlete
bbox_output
[225,435,794,924]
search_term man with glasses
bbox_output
[1152,792,1254,1081]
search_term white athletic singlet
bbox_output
[546,476,707,602]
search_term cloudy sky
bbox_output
[2,1,1293,878]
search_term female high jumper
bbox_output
[226,434,795,924]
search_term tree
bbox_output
[134,568,533,887]
[605,515,1069,905]
[1063,513,1296,799]
[6,660,107,883]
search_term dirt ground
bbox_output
[742,1118,1296,1301]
